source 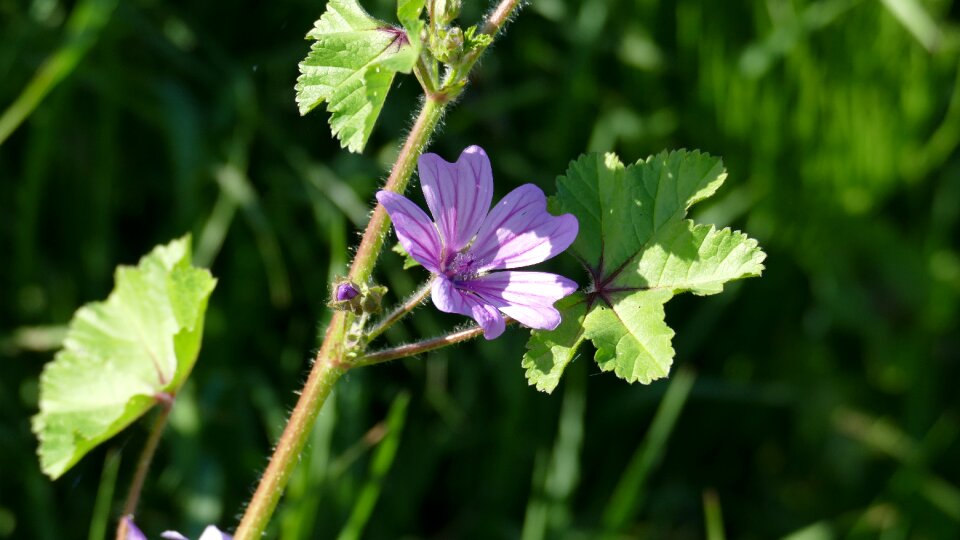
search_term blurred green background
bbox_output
[2,0,960,538]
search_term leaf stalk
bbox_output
[115,397,173,540]
[365,278,436,342]
[357,318,516,367]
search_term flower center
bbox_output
[442,250,478,280]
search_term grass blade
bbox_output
[336,392,411,540]
[601,367,696,535]
[0,0,118,146]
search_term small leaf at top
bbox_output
[523,150,766,391]
[32,236,216,479]
[397,0,425,31]
[296,0,421,152]
[398,0,425,59]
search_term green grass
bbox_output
[2,0,959,538]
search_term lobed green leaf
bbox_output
[296,0,421,152]
[524,150,766,390]
[32,236,216,478]
[397,0,425,33]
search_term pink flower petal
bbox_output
[468,184,579,271]
[198,526,233,540]
[432,278,506,339]
[458,271,578,330]
[161,527,231,540]
[377,191,443,273]
[418,146,493,252]
[123,518,148,540]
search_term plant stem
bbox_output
[413,55,439,98]
[357,318,516,367]
[348,97,446,286]
[115,398,173,540]
[348,0,525,287]
[447,0,521,87]
[233,331,347,540]
[234,1,524,537]
[365,279,435,342]
[482,0,521,35]
[234,98,443,540]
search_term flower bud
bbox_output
[328,280,388,315]
[328,279,362,314]
[335,282,360,302]
[360,285,388,314]
[430,26,464,63]
[430,0,460,27]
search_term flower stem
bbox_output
[234,335,347,540]
[357,318,516,367]
[234,96,444,540]
[413,55,440,98]
[234,1,524,537]
[116,397,173,540]
[445,0,522,88]
[349,97,446,286]
[365,279,435,342]
[482,0,521,36]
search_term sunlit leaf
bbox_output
[296,0,420,152]
[523,151,765,390]
[397,0,425,37]
[32,236,216,478]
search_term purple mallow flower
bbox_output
[377,145,579,339]
[122,517,232,540]
[160,528,231,540]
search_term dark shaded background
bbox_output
[2,0,960,538]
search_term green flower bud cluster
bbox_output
[428,0,461,27]
[328,279,388,315]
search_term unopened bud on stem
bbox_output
[429,0,461,27]
[328,279,388,315]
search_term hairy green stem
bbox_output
[482,0,521,36]
[365,279,435,342]
[234,337,346,540]
[445,0,521,87]
[115,399,172,540]
[413,56,439,97]
[234,95,444,540]
[348,97,446,286]
[357,318,516,367]
[234,1,524,537]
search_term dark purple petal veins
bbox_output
[376,190,444,272]
[468,184,579,272]
[431,277,505,339]
[382,146,581,339]
[418,146,493,252]
[456,271,577,330]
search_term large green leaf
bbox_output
[296,0,421,152]
[523,151,765,392]
[32,236,216,479]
